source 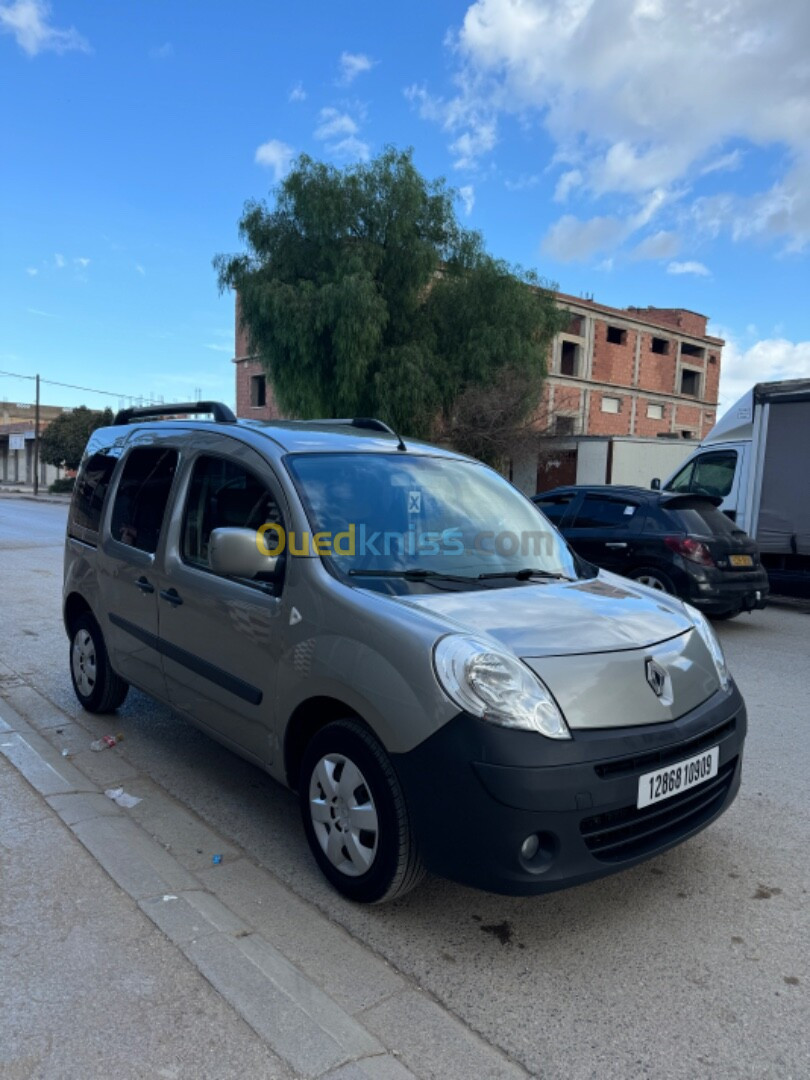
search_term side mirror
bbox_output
[650,477,661,491]
[209,527,278,580]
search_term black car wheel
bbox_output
[628,567,677,594]
[69,613,129,713]
[300,718,425,903]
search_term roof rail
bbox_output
[112,401,237,425]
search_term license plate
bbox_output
[637,746,719,809]
[729,554,753,567]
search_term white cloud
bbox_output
[135,264,146,276]
[458,184,475,216]
[27,306,55,317]
[718,335,810,410]
[73,256,90,268]
[667,260,710,276]
[0,0,90,56]
[254,138,295,180]
[25,267,37,276]
[450,121,496,170]
[553,169,582,203]
[413,0,810,251]
[53,252,65,268]
[149,42,173,60]
[700,150,743,176]
[204,343,232,354]
[631,230,681,260]
[314,108,358,140]
[338,51,375,84]
[289,82,306,103]
[314,109,369,161]
[542,215,628,262]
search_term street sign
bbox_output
[9,434,25,451]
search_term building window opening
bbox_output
[681,342,704,358]
[250,374,267,408]
[560,340,580,376]
[680,369,700,397]
[681,430,695,439]
[601,396,621,414]
[606,325,626,345]
[651,337,669,355]
[554,415,576,436]
[647,403,665,420]
[709,353,718,364]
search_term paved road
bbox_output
[2,499,808,1079]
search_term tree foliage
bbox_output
[215,147,565,462]
[40,406,114,471]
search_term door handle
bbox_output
[159,588,183,607]
[135,576,155,594]
[605,542,628,549]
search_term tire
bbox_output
[69,613,129,713]
[299,718,425,904]
[710,609,742,621]
[628,567,677,594]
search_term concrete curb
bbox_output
[0,697,529,1080]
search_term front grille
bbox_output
[580,757,737,862]
[594,717,737,780]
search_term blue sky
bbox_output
[2,0,809,418]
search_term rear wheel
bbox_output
[69,613,129,713]
[628,567,677,594]
[300,718,424,903]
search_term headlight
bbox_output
[684,603,730,691]
[433,635,571,739]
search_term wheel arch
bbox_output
[283,696,375,791]
[63,591,95,636]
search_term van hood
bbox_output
[391,572,693,657]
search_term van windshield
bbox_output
[286,452,579,585]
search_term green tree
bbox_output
[215,147,565,463]
[40,406,114,471]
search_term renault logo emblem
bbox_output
[645,658,667,698]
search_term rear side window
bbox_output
[71,449,120,533]
[571,495,639,529]
[534,494,575,525]
[110,447,178,554]
[660,503,745,538]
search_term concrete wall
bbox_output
[609,439,693,487]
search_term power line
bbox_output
[0,368,161,404]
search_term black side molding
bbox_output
[108,613,262,706]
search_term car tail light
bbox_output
[664,535,715,567]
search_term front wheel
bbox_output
[69,613,129,713]
[300,718,424,903]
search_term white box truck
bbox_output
[655,379,810,590]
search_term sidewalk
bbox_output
[0,751,293,1080]
[0,682,527,1080]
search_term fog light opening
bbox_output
[518,831,558,874]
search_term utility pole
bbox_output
[33,373,41,496]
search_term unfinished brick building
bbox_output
[233,293,723,489]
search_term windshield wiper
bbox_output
[348,568,477,584]
[477,568,571,581]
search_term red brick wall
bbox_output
[591,321,637,387]
[637,331,679,394]
[634,396,671,437]
[235,360,284,420]
[587,391,632,435]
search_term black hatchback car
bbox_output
[534,485,769,619]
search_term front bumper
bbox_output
[393,684,746,896]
